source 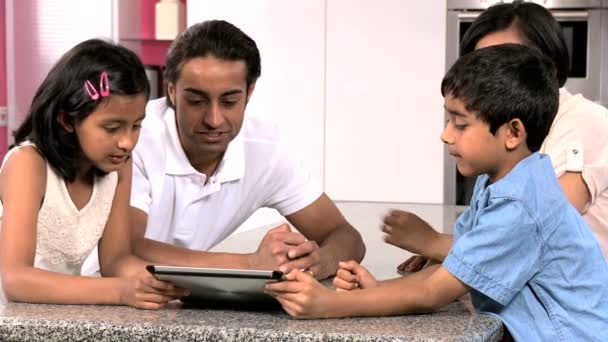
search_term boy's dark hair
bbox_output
[460,0,569,87]
[13,38,150,182]
[164,19,261,98]
[441,44,559,152]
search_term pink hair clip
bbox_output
[83,71,111,101]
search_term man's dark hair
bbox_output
[13,39,149,182]
[441,44,559,152]
[164,20,261,90]
[460,0,569,87]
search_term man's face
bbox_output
[441,94,509,182]
[168,55,254,162]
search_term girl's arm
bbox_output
[0,149,184,308]
[0,147,122,305]
[97,159,149,277]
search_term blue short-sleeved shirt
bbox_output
[444,153,608,341]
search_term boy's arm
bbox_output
[266,265,469,319]
[335,265,469,317]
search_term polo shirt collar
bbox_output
[163,106,245,183]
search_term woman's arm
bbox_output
[558,172,590,213]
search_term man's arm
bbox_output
[284,193,366,280]
[129,207,254,269]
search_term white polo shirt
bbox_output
[131,98,322,251]
[540,88,608,258]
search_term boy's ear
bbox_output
[56,113,74,133]
[505,118,527,151]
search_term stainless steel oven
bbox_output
[444,0,608,204]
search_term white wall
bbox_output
[325,0,447,203]
[5,0,113,140]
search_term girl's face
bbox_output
[73,94,147,174]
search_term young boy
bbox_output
[265,44,608,341]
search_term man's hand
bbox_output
[249,224,322,277]
[382,210,440,257]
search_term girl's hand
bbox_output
[119,271,190,309]
[264,269,335,319]
[333,260,377,291]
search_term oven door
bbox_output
[447,9,603,103]
[445,8,604,205]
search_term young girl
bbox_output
[0,39,188,309]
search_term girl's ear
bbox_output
[505,118,527,151]
[56,113,74,133]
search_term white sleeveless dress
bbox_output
[0,144,118,303]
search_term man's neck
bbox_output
[187,152,224,178]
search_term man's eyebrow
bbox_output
[184,88,209,97]
[183,88,244,97]
[221,90,243,97]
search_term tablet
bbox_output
[147,265,284,306]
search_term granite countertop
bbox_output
[0,202,504,341]
[0,298,502,342]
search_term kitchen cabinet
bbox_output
[325,0,447,203]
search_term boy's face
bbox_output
[441,94,510,181]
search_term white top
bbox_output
[540,88,608,258]
[130,98,322,250]
[0,144,117,277]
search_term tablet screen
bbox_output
[147,265,283,307]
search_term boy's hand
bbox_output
[333,260,377,291]
[397,255,430,273]
[382,210,440,256]
[120,271,190,309]
[264,269,335,319]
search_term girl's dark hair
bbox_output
[460,0,569,87]
[442,44,559,152]
[13,38,150,182]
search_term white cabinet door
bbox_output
[325,0,447,203]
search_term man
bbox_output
[126,20,365,280]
